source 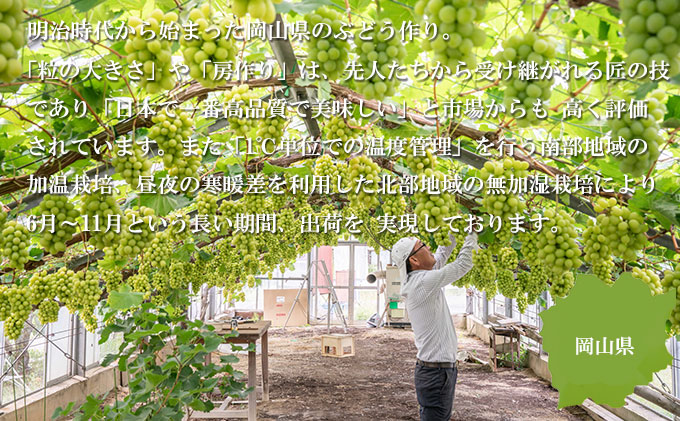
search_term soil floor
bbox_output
[210,324,593,421]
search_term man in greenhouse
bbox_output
[392,232,479,420]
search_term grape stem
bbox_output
[549,80,592,112]
[0,105,54,141]
[533,0,558,31]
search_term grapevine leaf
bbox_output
[318,80,331,101]
[649,196,680,229]
[198,250,214,261]
[139,193,191,217]
[73,0,105,13]
[28,246,43,260]
[108,285,144,311]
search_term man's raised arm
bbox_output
[414,233,479,300]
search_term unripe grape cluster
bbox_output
[497,268,518,298]
[0,0,26,82]
[1,221,30,270]
[111,139,152,188]
[224,84,261,138]
[69,271,101,311]
[36,194,79,255]
[28,269,56,304]
[523,265,548,304]
[149,109,201,182]
[662,265,680,332]
[314,154,347,194]
[232,0,281,23]
[325,116,359,160]
[472,248,496,282]
[232,231,259,271]
[498,247,518,270]
[415,0,488,69]
[124,9,177,93]
[5,287,31,340]
[405,142,437,173]
[348,156,381,209]
[608,90,667,177]
[118,207,156,258]
[519,231,539,266]
[591,197,648,261]
[480,158,528,242]
[495,32,556,127]
[550,270,575,298]
[620,0,680,76]
[632,267,663,295]
[256,115,286,148]
[181,5,238,88]
[52,267,75,305]
[196,192,218,216]
[81,189,122,250]
[536,209,582,277]
[354,19,407,100]
[38,300,60,324]
[304,7,351,80]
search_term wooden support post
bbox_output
[262,331,269,402]
[248,349,257,421]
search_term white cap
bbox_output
[391,237,418,295]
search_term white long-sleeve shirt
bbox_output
[400,233,478,362]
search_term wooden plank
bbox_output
[582,399,625,421]
[634,385,680,417]
[191,408,249,419]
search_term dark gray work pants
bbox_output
[414,362,458,421]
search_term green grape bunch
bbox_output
[124,9,178,93]
[149,108,201,183]
[354,19,407,100]
[81,189,123,250]
[662,264,680,332]
[52,267,75,305]
[550,270,575,298]
[495,31,556,127]
[608,89,667,177]
[111,139,152,188]
[5,286,31,340]
[415,0,488,69]
[181,4,238,88]
[37,300,60,325]
[590,197,648,261]
[347,155,382,209]
[223,84,261,138]
[325,116,359,160]
[497,268,518,298]
[620,0,680,76]
[632,266,663,295]
[0,0,26,82]
[304,7,351,80]
[472,248,496,282]
[232,0,282,23]
[480,158,529,242]
[69,271,102,311]
[498,247,518,270]
[1,221,30,270]
[405,142,437,173]
[118,206,157,258]
[256,115,286,149]
[536,208,582,277]
[36,194,79,255]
